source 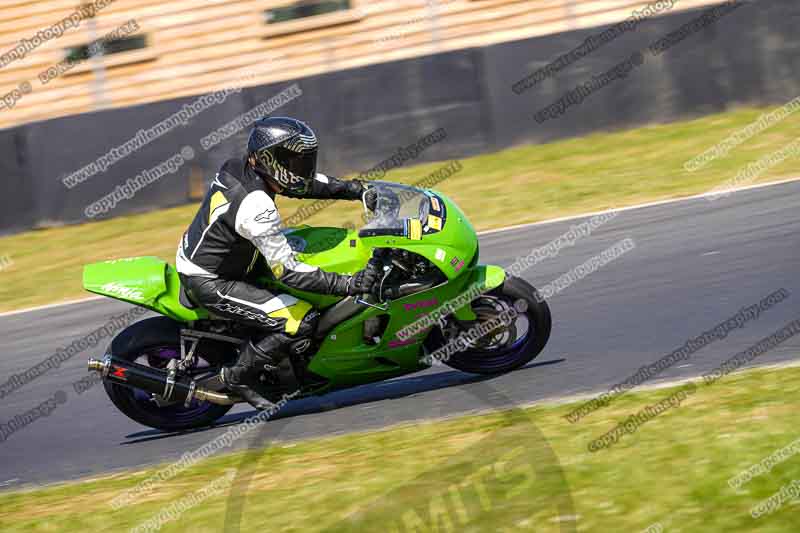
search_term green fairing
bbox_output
[252,225,372,308]
[83,256,208,322]
[82,185,506,393]
[306,263,504,390]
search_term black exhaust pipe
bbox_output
[88,354,236,406]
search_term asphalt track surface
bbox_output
[1,180,798,490]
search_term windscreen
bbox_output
[362,182,431,234]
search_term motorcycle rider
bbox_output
[176,117,379,410]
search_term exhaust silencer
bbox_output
[87,354,236,406]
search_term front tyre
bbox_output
[103,317,233,432]
[426,275,552,375]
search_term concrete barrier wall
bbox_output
[1,0,795,234]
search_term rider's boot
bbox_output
[220,340,283,411]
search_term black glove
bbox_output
[331,256,384,298]
[349,179,369,201]
[346,265,380,297]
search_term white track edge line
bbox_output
[0,296,104,318]
[2,176,799,318]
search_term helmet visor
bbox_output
[274,146,317,190]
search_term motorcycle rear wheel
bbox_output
[104,317,234,432]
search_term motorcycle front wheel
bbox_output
[425,275,552,375]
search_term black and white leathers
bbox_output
[176,156,364,294]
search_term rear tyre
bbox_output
[426,275,552,375]
[103,317,234,432]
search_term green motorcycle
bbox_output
[84,182,551,431]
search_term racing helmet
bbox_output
[247,117,318,195]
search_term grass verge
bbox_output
[1,363,799,532]
[0,104,798,312]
